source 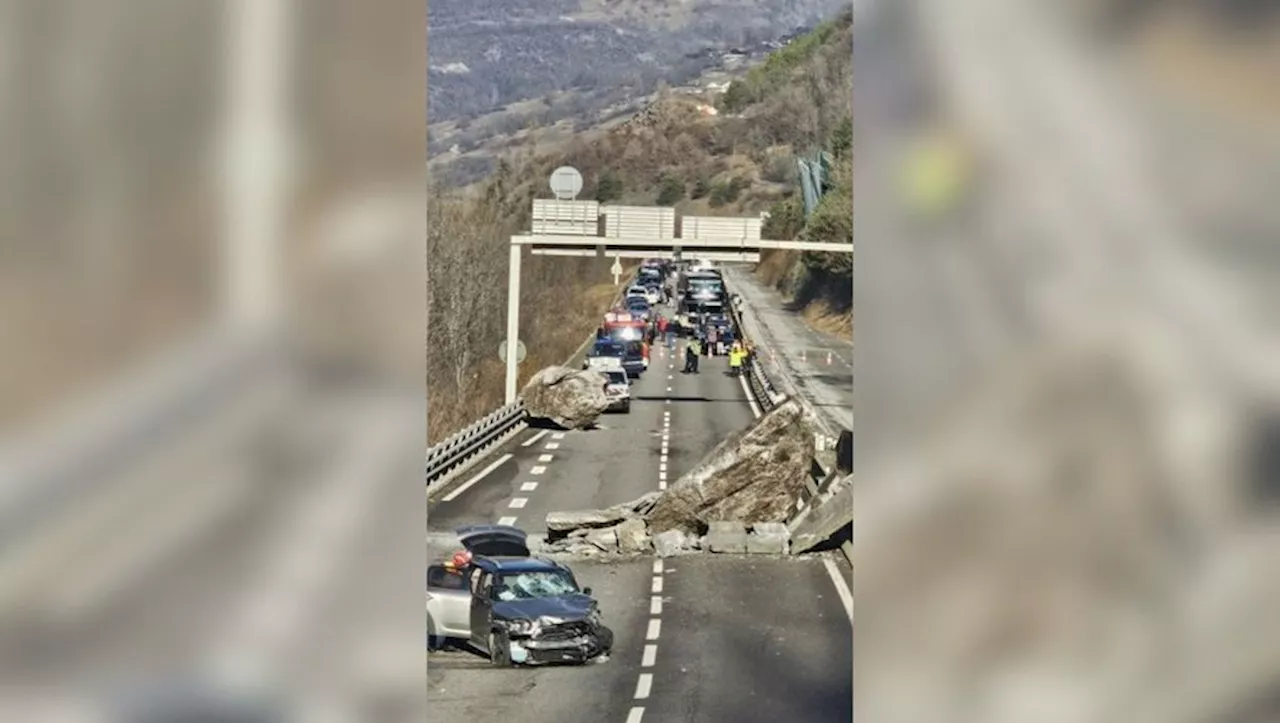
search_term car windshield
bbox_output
[606,371,627,384]
[593,343,625,357]
[495,570,579,601]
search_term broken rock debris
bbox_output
[541,400,825,556]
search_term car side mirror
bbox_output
[582,587,593,596]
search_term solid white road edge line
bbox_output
[441,454,511,502]
[522,430,548,447]
[823,556,853,624]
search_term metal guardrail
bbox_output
[425,275,637,493]
[425,400,527,489]
[727,281,852,566]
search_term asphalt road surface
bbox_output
[721,266,853,434]
[427,296,853,723]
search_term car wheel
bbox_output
[489,630,513,668]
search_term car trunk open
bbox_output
[456,525,530,557]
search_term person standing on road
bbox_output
[728,344,744,377]
[682,338,696,374]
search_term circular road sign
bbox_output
[499,339,527,363]
[549,166,584,200]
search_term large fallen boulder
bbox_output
[645,398,818,535]
[521,366,611,429]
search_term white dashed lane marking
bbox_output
[641,644,657,667]
[646,619,661,640]
[544,442,560,450]
[497,515,517,526]
[520,482,538,492]
[537,454,554,463]
[627,707,645,723]
[653,560,663,574]
[650,596,662,615]
[530,466,547,475]
[552,432,565,440]
[651,576,663,593]
[634,674,653,700]
[509,498,528,509]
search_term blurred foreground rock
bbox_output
[520,366,612,429]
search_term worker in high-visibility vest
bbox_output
[728,344,744,377]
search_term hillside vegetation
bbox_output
[427,0,847,122]
[427,9,852,443]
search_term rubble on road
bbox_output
[540,399,821,556]
[616,518,653,554]
[520,366,613,429]
[645,398,818,535]
[703,520,749,553]
[584,527,619,552]
[545,493,661,537]
[747,522,791,555]
[651,529,698,557]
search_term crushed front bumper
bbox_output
[509,625,614,665]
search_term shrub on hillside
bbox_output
[596,171,623,202]
[830,116,852,159]
[762,196,805,240]
[762,153,797,184]
[656,175,687,206]
[709,176,750,207]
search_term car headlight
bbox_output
[503,619,536,636]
